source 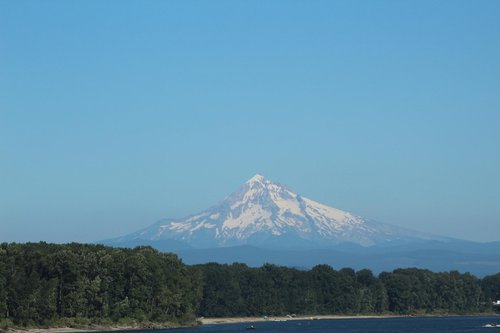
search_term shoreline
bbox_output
[5,322,195,333]
[5,313,499,333]
[200,313,500,325]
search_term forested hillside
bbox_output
[1,243,499,329]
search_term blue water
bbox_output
[164,316,500,333]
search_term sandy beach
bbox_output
[199,314,405,325]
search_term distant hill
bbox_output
[176,241,500,276]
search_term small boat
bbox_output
[245,325,256,330]
[483,323,500,328]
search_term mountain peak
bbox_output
[246,174,266,184]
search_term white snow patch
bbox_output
[169,221,192,232]
[185,212,210,223]
[270,190,303,216]
[222,204,272,230]
[303,197,352,222]
[247,174,265,184]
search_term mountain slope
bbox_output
[108,174,446,248]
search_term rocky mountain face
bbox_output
[109,174,443,249]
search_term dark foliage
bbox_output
[0,242,498,328]
[0,243,201,326]
[196,263,492,316]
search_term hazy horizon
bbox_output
[1,1,499,243]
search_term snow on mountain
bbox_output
[111,174,444,248]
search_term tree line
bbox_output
[1,242,499,328]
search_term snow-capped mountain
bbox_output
[109,174,444,248]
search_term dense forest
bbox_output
[196,263,500,317]
[1,243,499,329]
[0,243,201,329]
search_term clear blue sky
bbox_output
[1,0,499,243]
